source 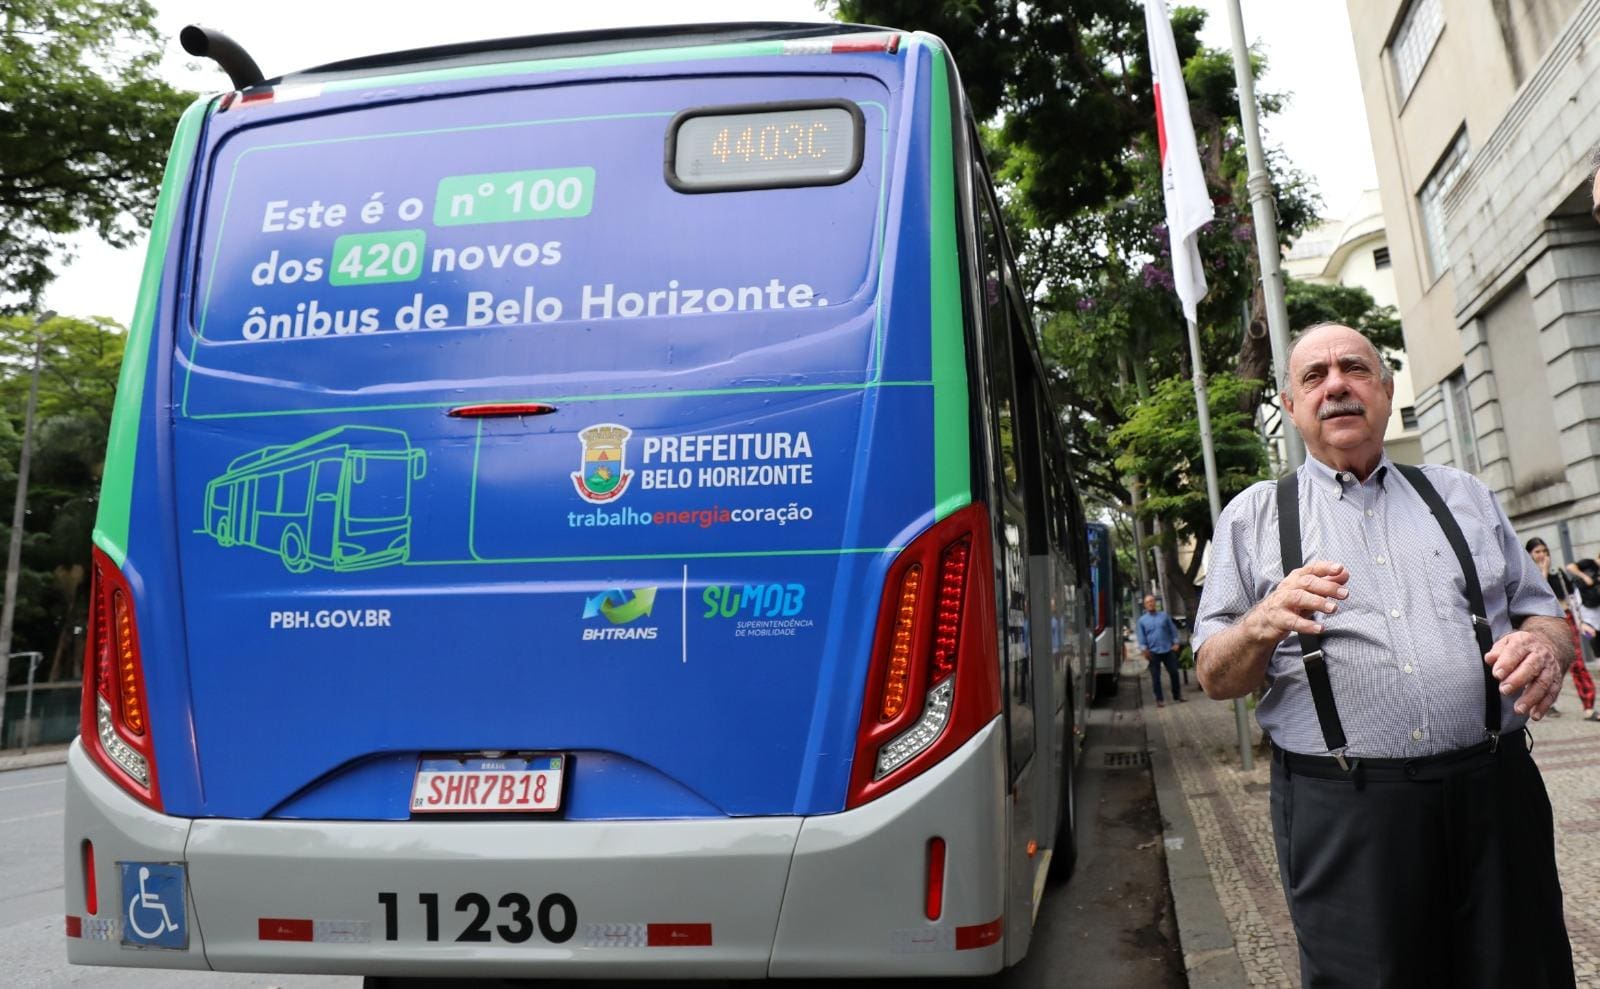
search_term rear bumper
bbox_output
[64,719,1008,978]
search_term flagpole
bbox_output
[1184,315,1250,771]
[1143,0,1255,772]
[1225,0,1301,471]
[1186,321,1224,524]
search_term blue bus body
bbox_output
[65,23,1093,978]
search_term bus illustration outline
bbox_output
[202,425,427,573]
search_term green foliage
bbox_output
[0,313,126,680]
[1110,372,1269,547]
[831,3,1398,601]
[1021,38,1319,523]
[0,0,194,306]
[1284,278,1404,373]
[833,0,1159,224]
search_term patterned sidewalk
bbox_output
[1147,670,1600,988]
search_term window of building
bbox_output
[1373,246,1391,269]
[1400,404,1418,430]
[1418,129,1469,283]
[1391,0,1443,101]
[1441,370,1480,474]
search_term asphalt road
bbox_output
[2,679,1180,988]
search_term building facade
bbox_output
[1349,0,1600,558]
[1282,189,1424,465]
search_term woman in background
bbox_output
[1529,537,1597,721]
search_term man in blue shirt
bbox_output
[1136,594,1184,707]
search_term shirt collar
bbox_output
[1302,451,1391,497]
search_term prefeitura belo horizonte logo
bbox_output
[572,423,634,504]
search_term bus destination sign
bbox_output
[669,103,863,192]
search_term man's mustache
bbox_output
[1318,399,1366,420]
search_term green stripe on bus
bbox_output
[94,97,212,567]
[924,39,971,519]
[407,546,900,566]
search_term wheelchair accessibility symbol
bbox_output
[119,862,187,949]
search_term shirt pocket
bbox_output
[1425,515,1505,624]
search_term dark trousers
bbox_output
[1146,649,1181,701]
[1269,734,1574,988]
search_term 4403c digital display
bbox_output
[668,102,864,192]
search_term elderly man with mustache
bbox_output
[1192,322,1574,987]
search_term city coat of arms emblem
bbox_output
[572,423,634,503]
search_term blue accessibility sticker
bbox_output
[119,862,188,950]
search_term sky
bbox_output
[39,0,1377,322]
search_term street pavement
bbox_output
[1146,659,1600,988]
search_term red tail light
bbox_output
[80,547,160,809]
[847,504,1001,807]
[878,566,921,721]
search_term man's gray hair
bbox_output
[1278,322,1395,394]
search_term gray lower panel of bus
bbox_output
[64,721,1013,978]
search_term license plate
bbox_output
[410,755,565,814]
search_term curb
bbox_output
[0,743,70,773]
[1144,692,1250,989]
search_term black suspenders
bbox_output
[1274,464,1501,766]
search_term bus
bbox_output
[203,425,427,573]
[65,21,1096,980]
[1086,521,1123,699]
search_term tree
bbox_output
[1285,278,1403,362]
[833,0,1160,226]
[1007,35,1323,604]
[828,2,1396,614]
[0,314,126,684]
[1109,372,1267,621]
[0,1,193,307]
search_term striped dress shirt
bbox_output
[1192,454,1562,758]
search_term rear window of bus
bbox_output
[179,74,891,419]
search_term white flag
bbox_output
[1144,0,1215,323]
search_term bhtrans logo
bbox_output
[572,424,633,504]
[581,587,658,641]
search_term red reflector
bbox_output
[82,840,98,915]
[925,837,946,920]
[832,34,901,53]
[65,915,82,938]
[447,402,559,418]
[955,916,1003,950]
[646,923,712,947]
[259,918,314,941]
[239,90,274,105]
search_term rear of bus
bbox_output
[63,24,1017,979]
[1087,521,1120,698]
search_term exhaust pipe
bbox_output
[179,25,265,91]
